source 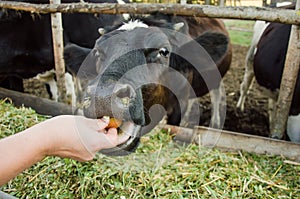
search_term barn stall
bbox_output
[0,0,299,197]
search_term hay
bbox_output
[0,99,299,198]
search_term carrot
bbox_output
[107,117,122,129]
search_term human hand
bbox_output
[35,115,129,161]
[0,115,130,185]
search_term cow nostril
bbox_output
[115,84,135,107]
[116,86,131,99]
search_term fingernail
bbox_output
[101,116,110,124]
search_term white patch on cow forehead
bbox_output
[287,113,300,143]
[118,20,149,31]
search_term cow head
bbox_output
[71,16,230,156]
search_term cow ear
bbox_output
[170,32,229,71]
[64,43,95,79]
[194,32,229,63]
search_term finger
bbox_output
[101,116,110,124]
[106,128,118,137]
[103,128,119,147]
[96,117,110,130]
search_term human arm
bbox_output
[0,115,128,186]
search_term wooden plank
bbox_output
[0,87,74,116]
[160,124,300,162]
[0,191,17,199]
[0,2,299,25]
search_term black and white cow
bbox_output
[0,0,127,102]
[254,22,300,142]
[237,3,300,142]
[236,20,269,111]
[237,2,294,111]
[66,13,232,155]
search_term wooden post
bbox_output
[270,0,300,139]
[180,0,186,5]
[262,0,267,7]
[205,0,211,5]
[219,0,225,6]
[50,0,66,102]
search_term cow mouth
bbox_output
[99,118,142,156]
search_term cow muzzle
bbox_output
[82,81,144,156]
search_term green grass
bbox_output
[223,19,255,46]
[0,99,300,198]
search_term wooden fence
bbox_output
[0,0,299,148]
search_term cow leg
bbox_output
[166,95,184,126]
[180,98,201,128]
[268,97,276,126]
[237,21,269,112]
[287,114,300,143]
[210,82,226,129]
[46,78,59,101]
[64,72,76,106]
[237,43,255,111]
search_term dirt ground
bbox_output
[223,45,269,137]
[197,44,270,137]
[24,44,270,137]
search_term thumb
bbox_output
[101,128,119,148]
[97,117,110,130]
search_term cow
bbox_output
[237,2,294,112]
[237,3,300,142]
[236,20,269,111]
[253,22,300,143]
[65,13,232,155]
[0,0,127,102]
[33,70,76,104]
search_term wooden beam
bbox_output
[160,124,300,162]
[0,87,74,116]
[0,191,17,199]
[0,2,299,25]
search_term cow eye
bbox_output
[159,47,169,57]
